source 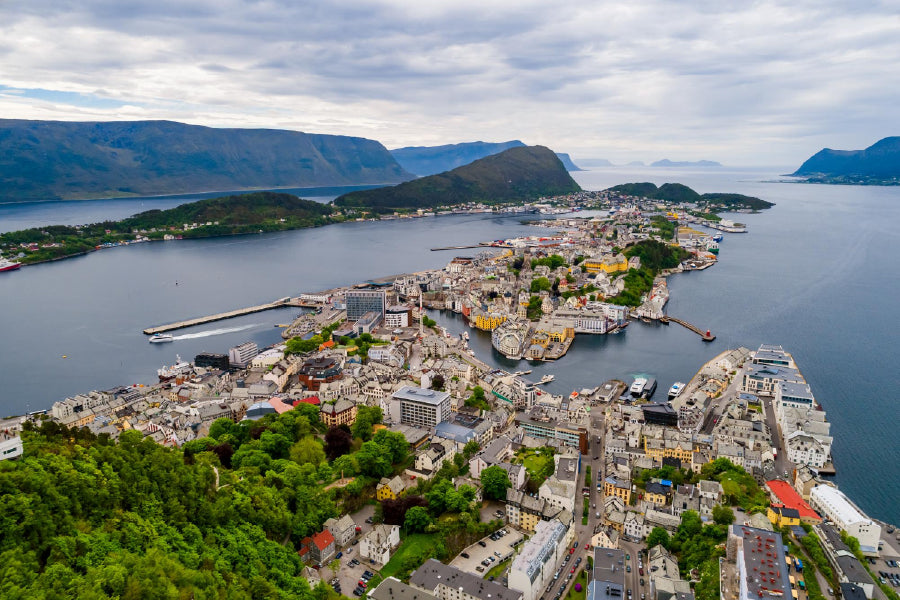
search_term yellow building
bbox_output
[644,438,694,462]
[644,482,670,507]
[767,505,801,528]
[473,313,507,331]
[376,476,404,501]
[584,253,628,274]
[603,477,632,504]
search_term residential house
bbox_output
[360,524,401,565]
[376,476,405,501]
[298,529,335,565]
[324,514,357,547]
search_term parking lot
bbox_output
[334,550,378,597]
[450,527,524,576]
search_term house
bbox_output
[624,511,645,539]
[369,577,439,600]
[377,476,405,501]
[360,524,401,565]
[324,514,357,547]
[644,481,670,508]
[767,505,801,528]
[410,559,523,600]
[298,529,335,565]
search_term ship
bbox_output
[668,382,686,400]
[711,233,724,242]
[149,333,174,343]
[158,355,193,381]
[706,241,719,254]
[630,377,647,396]
[0,257,22,272]
[539,374,555,384]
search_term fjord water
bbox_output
[1,168,898,525]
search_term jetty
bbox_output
[430,244,486,251]
[659,315,716,341]
[142,297,303,335]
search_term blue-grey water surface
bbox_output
[0,168,897,525]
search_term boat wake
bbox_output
[173,324,259,340]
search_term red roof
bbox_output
[268,398,293,414]
[765,480,820,521]
[294,396,321,406]
[311,529,335,551]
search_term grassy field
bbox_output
[565,569,588,600]
[485,558,511,580]
[379,533,440,580]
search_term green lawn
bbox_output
[522,453,555,482]
[485,558,511,580]
[379,533,440,580]
[565,569,588,600]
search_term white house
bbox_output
[360,524,401,565]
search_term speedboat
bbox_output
[149,333,175,343]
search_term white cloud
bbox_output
[1,0,898,165]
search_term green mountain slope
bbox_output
[335,145,581,211]
[390,140,526,176]
[0,119,413,202]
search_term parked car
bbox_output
[476,566,485,573]
[336,552,343,559]
[627,566,631,573]
[479,541,487,547]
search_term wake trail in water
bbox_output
[173,324,259,340]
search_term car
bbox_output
[476,566,485,573]
[554,571,560,580]
[489,556,496,563]
[482,560,490,566]
[495,551,503,558]
[642,594,646,600]
[628,590,632,599]
[573,541,579,549]
[560,584,566,593]
[365,517,373,524]
[347,548,353,554]
[626,554,630,561]
[489,576,495,582]
[461,552,470,559]
[627,566,631,573]
[353,588,364,596]
[336,552,343,559]
[479,541,487,547]
[639,567,644,576]
[358,581,368,589]
[571,567,576,574]
[827,588,833,596]
[594,456,599,459]
[576,557,582,566]
[570,548,575,554]
[363,571,374,578]
[640,579,645,586]
[585,544,591,550]
[736,507,744,512]
[547,585,554,594]
[352,539,359,545]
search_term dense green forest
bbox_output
[607,182,774,211]
[0,402,413,598]
[606,240,690,306]
[334,146,581,212]
[0,192,338,264]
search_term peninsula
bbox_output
[0,119,413,202]
[792,136,900,185]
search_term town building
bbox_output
[765,480,822,524]
[369,577,439,600]
[298,529,335,565]
[228,341,259,368]
[587,547,627,600]
[509,519,569,600]
[360,524,401,565]
[320,399,357,428]
[346,289,387,321]
[393,386,451,429]
[725,525,792,600]
[808,486,881,554]
[410,559,523,600]
[376,476,405,501]
[297,356,343,391]
[0,432,23,461]
[384,305,411,329]
[816,523,876,598]
[324,514,357,547]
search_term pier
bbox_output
[142,298,302,335]
[430,244,486,251]
[659,315,716,341]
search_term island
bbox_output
[651,159,722,167]
[390,141,582,176]
[607,182,774,212]
[334,145,582,212]
[792,136,900,185]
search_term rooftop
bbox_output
[393,386,451,406]
[410,559,522,600]
[511,519,566,582]
[765,480,820,521]
[730,525,791,599]
[810,485,870,526]
[370,577,439,600]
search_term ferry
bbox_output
[668,382,686,400]
[0,257,21,272]
[149,333,175,343]
[539,374,555,384]
[630,377,647,396]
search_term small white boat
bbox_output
[668,382,686,399]
[539,374,555,384]
[149,333,174,343]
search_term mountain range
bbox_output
[390,140,581,175]
[793,136,900,183]
[0,119,413,202]
[335,145,581,212]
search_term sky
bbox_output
[1,0,899,166]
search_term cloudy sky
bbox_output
[1,0,898,166]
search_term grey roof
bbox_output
[511,519,566,583]
[840,584,867,600]
[393,386,451,406]
[370,577,439,600]
[730,525,792,599]
[410,559,522,600]
[588,548,627,600]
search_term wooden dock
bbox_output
[659,315,716,341]
[143,298,300,335]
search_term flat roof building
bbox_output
[509,519,569,600]
[809,486,881,554]
[588,547,627,600]
[393,386,451,429]
[727,525,792,600]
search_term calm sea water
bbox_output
[1,168,897,525]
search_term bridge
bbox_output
[659,315,716,341]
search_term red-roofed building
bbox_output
[268,398,294,414]
[298,529,335,565]
[765,480,821,524]
[293,396,321,407]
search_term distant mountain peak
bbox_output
[390,140,526,176]
[793,136,900,181]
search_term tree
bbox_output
[373,429,409,465]
[289,436,326,466]
[352,405,383,441]
[324,426,353,461]
[647,527,670,549]
[404,506,433,533]
[332,454,358,478]
[481,465,512,500]
[431,374,445,391]
[327,558,341,582]
[530,277,551,293]
[463,440,480,459]
[712,504,735,526]
[356,441,392,478]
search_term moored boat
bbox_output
[0,257,22,272]
[668,382,686,399]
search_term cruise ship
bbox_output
[0,257,21,272]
